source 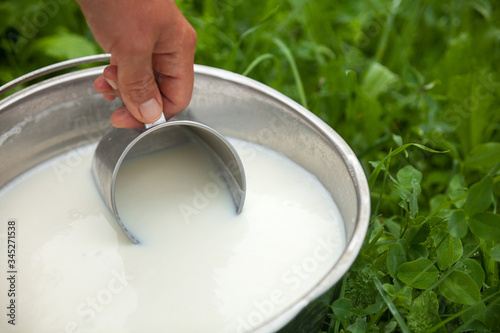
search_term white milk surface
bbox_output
[0,138,345,333]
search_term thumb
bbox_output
[115,53,163,124]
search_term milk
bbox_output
[0,138,345,333]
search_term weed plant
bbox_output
[1,0,499,332]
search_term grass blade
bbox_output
[242,53,275,76]
[368,143,448,188]
[240,5,280,41]
[273,37,308,108]
[373,277,410,333]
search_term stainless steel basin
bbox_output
[0,55,370,333]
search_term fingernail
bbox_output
[139,98,162,122]
[105,78,118,90]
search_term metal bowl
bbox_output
[0,55,369,332]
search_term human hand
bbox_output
[76,0,197,128]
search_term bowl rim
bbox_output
[0,55,370,332]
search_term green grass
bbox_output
[1,0,500,332]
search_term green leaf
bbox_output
[392,134,403,147]
[385,219,401,239]
[384,321,397,333]
[464,176,493,217]
[347,317,367,333]
[408,244,429,261]
[464,142,500,170]
[461,301,486,325]
[396,165,422,201]
[391,286,413,310]
[382,283,396,298]
[405,223,430,245]
[330,298,356,321]
[361,62,398,98]
[490,244,500,262]
[362,301,384,315]
[471,0,492,20]
[397,165,423,189]
[448,175,467,209]
[449,210,468,238]
[409,179,421,219]
[459,319,489,332]
[387,242,406,278]
[438,271,481,305]
[31,30,98,61]
[436,235,463,270]
[406,291,441,333]
[457,259,485,289]
[485,304,500,331]
[468,212,500,242]
[397,259,439,289]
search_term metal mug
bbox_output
[91,115,246,244]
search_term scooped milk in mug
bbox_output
[0,138,345,332]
